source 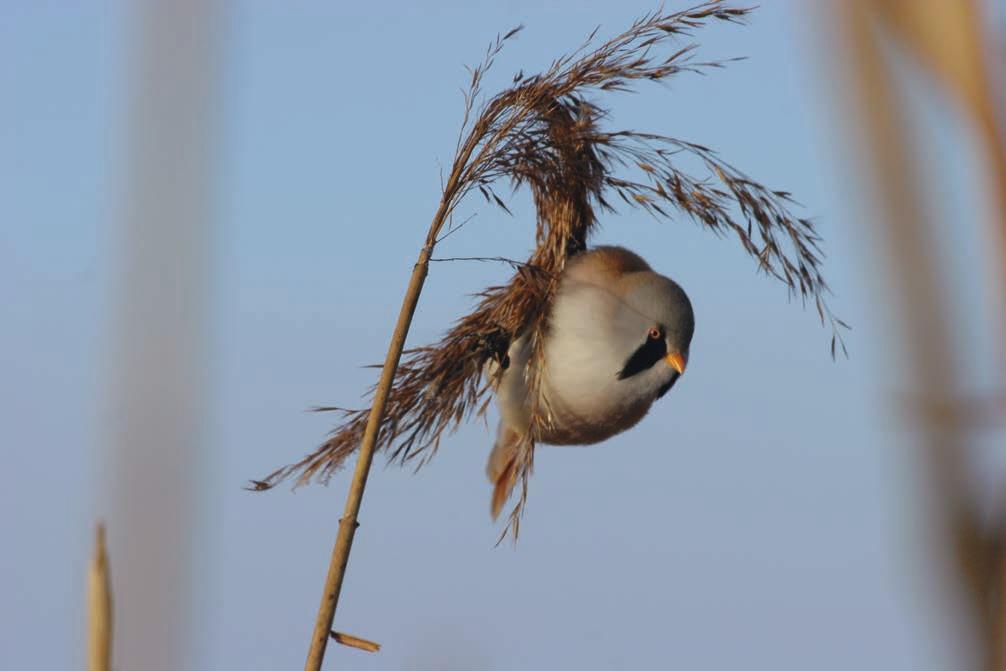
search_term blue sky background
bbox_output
[3,1,1004,669]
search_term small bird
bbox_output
[487,245,695,518]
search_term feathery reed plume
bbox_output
[255,2,845,538]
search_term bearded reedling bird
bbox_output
[487,245,695,518]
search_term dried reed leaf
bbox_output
[330,631,381,653]
[254,2,846,540]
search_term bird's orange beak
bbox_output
[664,351,686,375]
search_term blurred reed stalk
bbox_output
[290,3,846,667]
[837,1,1005,668]
[103,0,223,668]
[87,524,112,671]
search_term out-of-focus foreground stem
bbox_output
[87,523,112,671]
[837,1,1006,668]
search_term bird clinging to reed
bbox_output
[252,2,847,539]
[487,245,694,518]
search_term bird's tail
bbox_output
[487,423,522,520]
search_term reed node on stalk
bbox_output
[252,1,846,539]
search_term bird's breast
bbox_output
[537,325,656,446]
[495,266,674,447]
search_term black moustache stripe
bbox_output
[617,337,667,379]
[656,373,679,399]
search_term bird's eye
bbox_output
[647,326,661,340]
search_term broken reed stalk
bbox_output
[330,631,381,653]
[87,523,112,671]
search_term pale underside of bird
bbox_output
[487,245,695,518]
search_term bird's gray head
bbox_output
[613,271,694,398]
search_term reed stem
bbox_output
[302,202,447,670]
[87,523,112,671]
